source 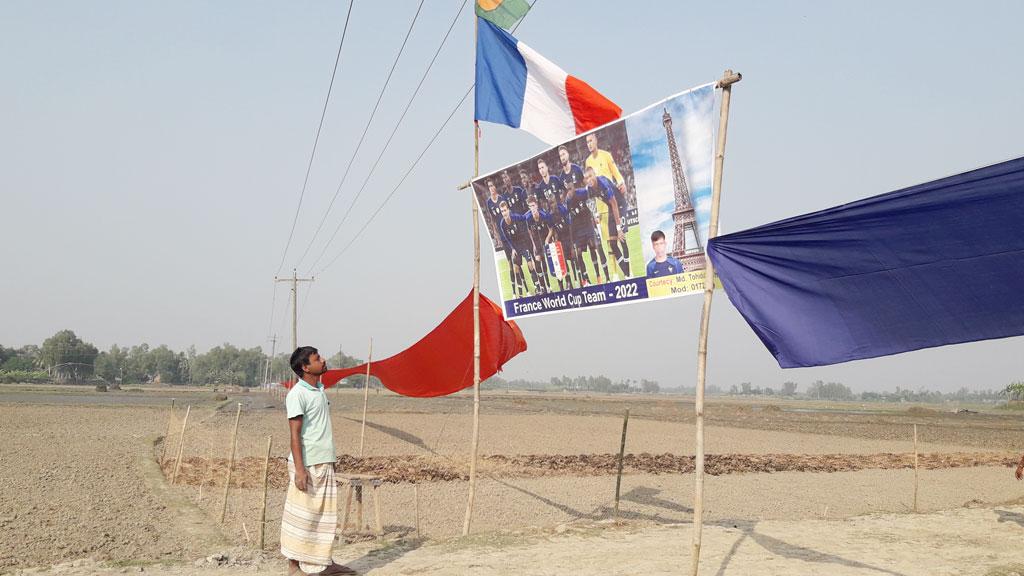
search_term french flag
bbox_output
[475,17,622,145]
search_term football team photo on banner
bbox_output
[473,82,720,318]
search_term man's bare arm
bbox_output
[289,416,309,491]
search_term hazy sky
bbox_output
[2,1,1022,393]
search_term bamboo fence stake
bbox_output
[171,405,191,484]
[372,483,383,540]
[258,436,273,550]
[692,69,741,576]
[359,338,373,457]
[160,398,176,463]
[614,408,630,521]
[199,442,214,502]
[414,484,421,539]
[913,424,919,512]
[463,18,482,537]
[220,402,242,523]
[356,486,364,531]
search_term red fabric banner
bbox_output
[283,291,526,397]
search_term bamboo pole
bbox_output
[160,398,175,463]
[258,436,273,549]
[463,16,483,538]
[614,408,630,521]
[359,337,373,457]
[220,402,242,523]
[913,424,919,512]
[171,405,191,484]
[691,69,741,576]
[199,442,214,502]
[414,484,421,538]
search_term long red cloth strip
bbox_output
[283,291,526,397]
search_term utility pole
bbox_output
[274,269,314,352]
[264,334,277,385]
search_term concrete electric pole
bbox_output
[274,269,314,352]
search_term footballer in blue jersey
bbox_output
[498,200,542,297]
[584,167,632,277]
[535,158,575,291]
[647,230,685,277]
[524,194,553,294]
[500,170,527,216]
[484,178,518,291]
[559,146,608,285]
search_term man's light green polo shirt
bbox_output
[285,379,336,467]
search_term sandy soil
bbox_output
[13,506,1024,575]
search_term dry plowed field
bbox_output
[4,386,1024,574]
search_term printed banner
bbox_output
[473,82,719,318]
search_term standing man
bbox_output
[585,132,632,279]
[280,347,353,576]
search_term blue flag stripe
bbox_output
[474,17,526,128]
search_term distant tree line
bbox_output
[1,330,264,386]
[1,331,1017,400]
[725,379,1009,403]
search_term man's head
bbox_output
[584,166,597,187]
[501,170,512,187]
[486,179,498,198]
[527,194,539,217]
[290,346,327,379]
[499,200,510,220]
[537,158,549,179]
[586,133,598,153]
[518,168,530,187]
[651,230,668,261]
[558,146,570,166]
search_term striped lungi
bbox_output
[280,460,337,572]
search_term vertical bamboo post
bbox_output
[356,485,364,530]
[359,337,373,457]
[414,484,421,538]
[372,483,383,540]
[913,424,919,512]
[199,441,214,502]
[220,402,242,523]
[614,408,630,521]
[160,398,176,463]
[691,69,741,576]
[463,16,483,538]
[258,435,273,549]
[171,405,191,484]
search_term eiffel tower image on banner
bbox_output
[662,108,705,271]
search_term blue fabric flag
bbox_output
[708,157,1024,368]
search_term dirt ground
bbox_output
[13,506,1024,575]
[3,385,1024,574]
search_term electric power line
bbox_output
[293,0,426,271]
[274,0,355,276]
[265,282,280,340]
[307,0,472,272]
[320,84,473,272]
[316,2,538,273]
